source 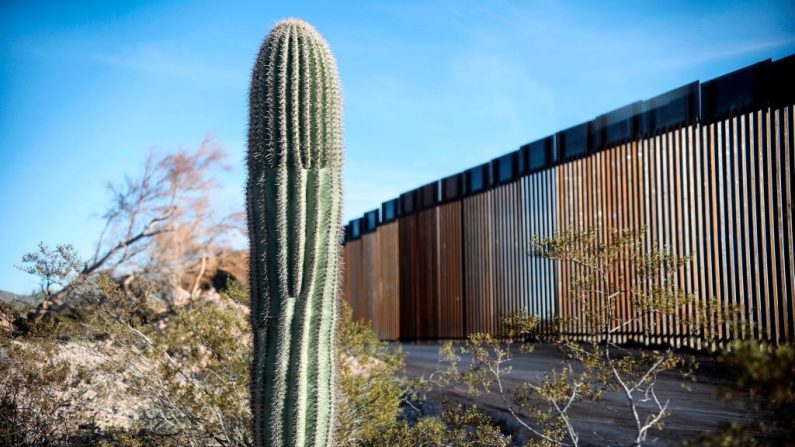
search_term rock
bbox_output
[167,287,191,307]
[0,300,16,335]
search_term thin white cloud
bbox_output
[645,36,795,73]
[88,43,247,86]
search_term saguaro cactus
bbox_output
[247,19,343,447]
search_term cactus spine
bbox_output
[247,19,343,447]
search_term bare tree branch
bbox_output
[23,136,242,322]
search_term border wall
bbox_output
[340,55,795,346]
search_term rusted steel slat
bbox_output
[376,222,400,340]
[783,106,795,343]
[705,123,719,342]
[342,244,352,308]
[415,208,438,339]
[571,159,588,340]
[557,162,569,335]
[750,112,766,341]
[764,109,781,344]
[361,233,378,332]
[620,143,632,344]
[641,136,652,344]
[493,185,506,333]
[398,216,417,339]
[736,115,751,341]
[728,117,743,341]
[758,111,773,341]
[665,131,675,343]
[683,126,698,347]
[438,202,464,338]
[773,108,789,342]
[463,193,495,335]
[635,141,644,343]
[346,239,363,322]
[673,129,684,345]
[594,151,603,341]
[652,134,663,343]
[693,123,705,345]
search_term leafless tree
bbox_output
[22,136,243,321]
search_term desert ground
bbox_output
[398,342,771,446]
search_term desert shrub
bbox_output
[335,303,405,445]
[2,274,508,446]
[434,228,721,447]
[336,302,510,446]
[719,340,795,411]
[681,421,761,447]
[0,322,93,446]
[685,340,795,446]
[0,275,251,447]
[81,276,252,446]
[373,402,510,447]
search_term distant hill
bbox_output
[0,290,37,306]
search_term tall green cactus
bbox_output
[247,19,343,447]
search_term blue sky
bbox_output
[1,0,794,294]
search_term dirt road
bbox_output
[397,342,772,446]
